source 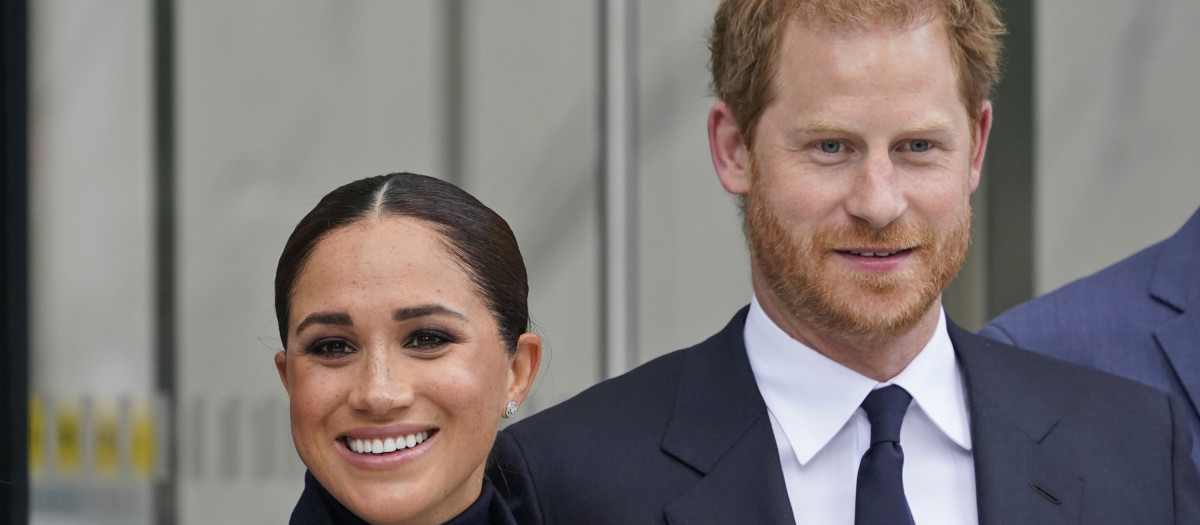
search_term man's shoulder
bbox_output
[1014,240,1161,313]
[957,326,1200,520]
[957,326,1169,412]
[989,207,1200,333]
[978,239,1167,347]
[505,307,750,442]
[511,346,692,436]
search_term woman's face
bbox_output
[275,217,539,524]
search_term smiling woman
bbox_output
[273,173,540,525]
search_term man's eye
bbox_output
[818,140,842,154]
[407,330,452,350]
[908,139,932,152]
[306,340,354,358]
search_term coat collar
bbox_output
[658,309,1091,525]
[1150,207,1200,419]
[660,307,796,524]
[950,322,1083,525]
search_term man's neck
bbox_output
[753,284,943,382]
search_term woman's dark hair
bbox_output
[275,172,529,353]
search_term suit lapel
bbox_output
[951,322,1084,525]
[660,307,795,525]
[1154,310,1200,419]
[1150,208,1200,421]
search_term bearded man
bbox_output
[489,1,1200,523]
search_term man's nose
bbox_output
[348,347,415,416]
[844,151,906,229]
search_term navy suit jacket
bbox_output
[980,206,1200,469]
[490,308,1200,524]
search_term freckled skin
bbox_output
[274,217,539,525]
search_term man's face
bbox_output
[731,18,989,348]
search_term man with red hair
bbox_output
[491,2,1200,523]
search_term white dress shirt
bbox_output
[744,297,978,525]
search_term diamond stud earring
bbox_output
[504,401,519,419]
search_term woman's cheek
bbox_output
[438,362,507,426]
[290,364,345,426]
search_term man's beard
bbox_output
[743,184,971,349]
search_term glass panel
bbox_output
[29,1,158,523]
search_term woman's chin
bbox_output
[332,473,482,525]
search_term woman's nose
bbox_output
[348,347,414,416]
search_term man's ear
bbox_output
[274,351,290,395]
[708,101,752,195]
[505,333,543,410]
[968,100,994,193]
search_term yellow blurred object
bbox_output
[93,402,120,478]
[29,396,45,478]
[130,402,156,478]
[55,400,83,477]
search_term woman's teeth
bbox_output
[345,430,432,454]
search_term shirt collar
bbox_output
[744,296,972,465]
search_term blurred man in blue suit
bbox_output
[980,206,1200,469]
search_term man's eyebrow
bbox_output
[902,118,954,134]
[294,311,352,337]
[791,118,955,135]
[394,304,467,322]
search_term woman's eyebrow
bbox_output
[294,311,352,336]
[394,304,467,322]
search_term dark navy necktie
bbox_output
[855,385,916,525]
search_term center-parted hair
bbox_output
[709,0,1005,148]
[274,172,529,353]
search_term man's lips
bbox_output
[838,247,914,258]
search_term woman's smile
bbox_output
[342,429,434,455]
[335,427,440,471]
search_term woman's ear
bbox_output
[275,351,291,395]
[505,333,543,408]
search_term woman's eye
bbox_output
[907,139,932,152]
[306,339,354,359]
[407,330,452,350]
[818,140,842,154]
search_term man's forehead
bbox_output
[785,2,941,35]
[775,19,956,86]
[767,15,967,113]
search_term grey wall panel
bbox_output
[175,1,441,523]
[1036,0,1200,293]
[29,2,156,523]
[30,0,154,401]
[636,1,751,361]
[458,1,601,410]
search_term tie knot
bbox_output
[860,385,911,445]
